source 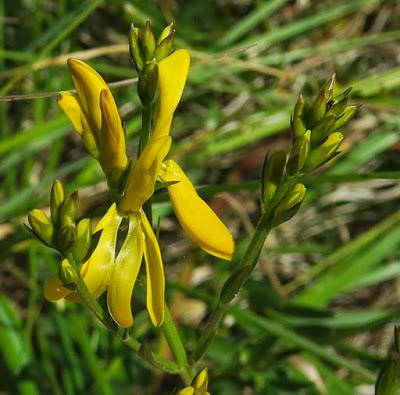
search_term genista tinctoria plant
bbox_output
[26,20,357,392]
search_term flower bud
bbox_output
[273,183,306,226]
[287,131,310,176]
[291,94,307,138]
[261,150,286,207]
[327,90,350,117]
[311,89,328,125]
[310,115,336,147]
[58,225,77,252]
[311,75,335,125]
[129,24,144,71]
[333,105,358,131]
[304,132,343,171]
[28,209,54,246]
[157,23,175,45]
[58,259,77,289]
[155,25,175,62]
[72,218,92,262]
[142,20,156,61]
[138,60,158,105]
[50,179,65,227]
[192,368,209,392]
[59,191,79,226]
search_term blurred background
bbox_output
[1,0,400,394]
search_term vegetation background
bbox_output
[1,0,400,394]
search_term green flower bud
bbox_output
[304,132,343,171]
[50,179,65,226]
[59,191,79,226]
[129,24,144,72]
[287,131,310,176]
[142,20,156,61]
[273,183,306,226]
[327,89,351,117]
[58,259,77,289]
[333,105,358,131]
[58,225,77,253]
[291,94,307,138]
[261,150,286,207]
[28,209,54,246]
[311,89,328,125]
[157,22,175,45]
[138,60,158,105]
[310,115,336,147]
[311,75,335,125]
[72,218,92,262]
[155,25,176,62]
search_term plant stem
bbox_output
[190,175,299,363]
[162,306,192,384]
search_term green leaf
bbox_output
[0,294,30,374]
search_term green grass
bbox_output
[1,0,400,393]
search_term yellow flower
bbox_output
[44,204,165,328]
[46,48,234,329]
[120,49,235,261]
[178,368,211,395]
[57,59,128,178]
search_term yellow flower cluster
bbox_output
[45,49,235,328]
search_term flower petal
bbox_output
[140,210,165,326]
[67,58,109,137]
[99,89,128,173]
[57,92,99,158]
[119,136,171,213]
[163,160,235,261]
[82,204,122,297]
[44,275,71,301]
[152,49,190,139]
[178,387,195,395]
[107,213,144,328]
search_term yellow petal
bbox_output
[83,204,122,297]
[107,213,144,328]
[67,58,109,137]
[140,210,165,326]
[57,92,99,158]
[193,368,209,392]
[99,89,128,173]
[44,275,71,301]
[178,387,195,395]
[152,49,190,139]
[162,160,235,261]
[95,202,118,232]
[119,136,171,213]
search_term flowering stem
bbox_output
[139,100,191,383]
[190,175,300,363]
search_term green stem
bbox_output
[190,175,299,363]
[162,306,192,384]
